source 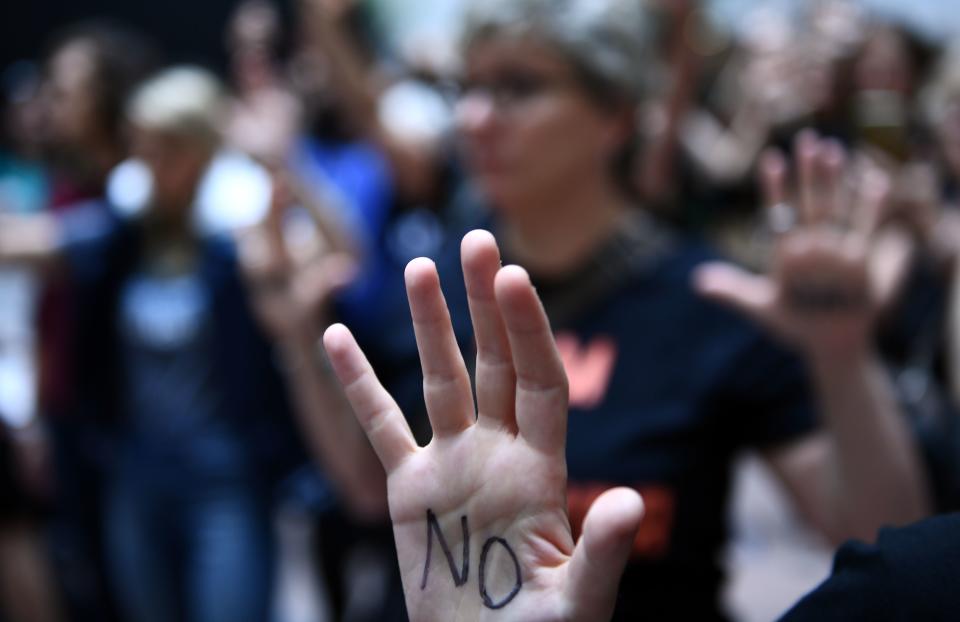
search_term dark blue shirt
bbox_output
[780,513,960,622]
[58,202,302,487]
[118,270,247,477]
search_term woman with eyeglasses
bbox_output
[279,0,933,619]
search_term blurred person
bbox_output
[238,170,404,622]
[227,0,305,165]
[0,63,48,436]
[0,62,49,215]
[39,22,159,207]
[227,0,400,333]
[864,41,960,513]
[679,7,793,194]
[296,0,475,289]
[225,5,410,617]
[748,45,960,614]
[821,31,960,518]
[283,0,933,619]
[298,0,451,207]
[0,65,305,622]
[759,56,960,609]
[0,59,64,622]
[849,24,934,165]
[100,66,303,622]
[673,1,865,239]
[31,21,159,622]
[631,0,700,211]
[917,40,960,268]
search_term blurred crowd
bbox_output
[1,0,960,620]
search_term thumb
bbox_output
[693,262,775,325]
[293,252,358,309]
[566,488,644,622]
[320,252,358,291]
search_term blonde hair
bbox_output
[127,65,226,149]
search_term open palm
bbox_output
[323,230,644,621]
[695,131,893,358]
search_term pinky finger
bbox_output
[323,323,418,472]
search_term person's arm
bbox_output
[299,0,441,203]
[275,321,389,520]
[696,132,931,544]
[321,230,644,621]
[238,178,383,519]
[638,0,700,203]
[762,356,927,545]
[0,212,62,268]
[680,105,772,184]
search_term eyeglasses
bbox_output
[450,69,577,110]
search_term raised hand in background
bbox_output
[695,130,893,357]
[239,166,356,343]
[696,130,931,543]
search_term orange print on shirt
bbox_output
[555,332,617,409]
[567,484,676,559]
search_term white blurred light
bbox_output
[107,150,272,233]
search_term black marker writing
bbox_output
[420,509,470,589]
[419,510,523,608]
[478,536,522,610]
[786,283,868,312]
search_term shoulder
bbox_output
[56,200,122,247]
[57,201,136,284]
[614,231,756,340]
[647,231,723,290]
[780,514,960,622]
[868,513,960,573]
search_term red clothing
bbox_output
[37,175,104,417]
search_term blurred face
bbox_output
[131,126,211,219]
[4,74,47,159]
[43,40,101,150]
[228,0,280,94]
[456,36,632,210]
[854,30,912,94]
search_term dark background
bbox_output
[1,0,294,72]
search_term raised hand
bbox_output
[239,168,355,342]
[695,130,892,358]
[322,231,644,621]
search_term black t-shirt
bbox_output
[780,513,960,622]
[356,213,817,621]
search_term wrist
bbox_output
[278,307,333,346]
[277,324,327,369]
[806,340,874,378]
